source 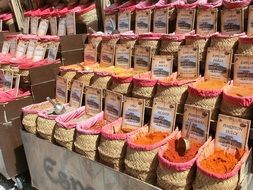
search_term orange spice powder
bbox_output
[133,131,168,145]
[115,127,134,134]
[200,149,244,174]
[163,139,202,163]
[195,80,226,90]
[227,86,253,97]
[89,119,109,130]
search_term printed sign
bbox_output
[32,43,47,62]
[151,55,173,79]
[197,8,217,35]
[178,46,199,79]
[84,44,97,64]
[247,6,253,36]
[215,114,250,152]
[153,8,168,33]
[104,90,123,122]
[85,86,103,116]
[9,40,17,55]
[233,55,253,86]
[56,76,68,104]
[176,8,195,34]
[100,44,115,67]
[221,8,243,35]
[16,41,28,58]
[26,40,37,59]
[2,70,14,90]
[118,12,131,33]
[134,45,151,71]
[104,15,116,33]
[122,97,145,130]
[150,99,176,133]
[58,17,67,36]
[37,19,49,36]
[23,16,30,34]
[49,17,58,35]
[1,41,11,54]
[135,10,151,34]
[205,48,232,82]
[115,44,132,69]
[47,42,60,61]
[31,17,39,35]
[69,80,84,108]
[182,105,211,144]
[66,12,76,35]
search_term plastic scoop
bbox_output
[176,122,192,156]
[46,97,66,115]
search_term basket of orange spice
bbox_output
[193,114,251,190]
[157,104,212,190]
[124,99,178,184]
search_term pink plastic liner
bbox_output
[118,0,137,12]
[22,101,52,114]
[177,0,207,9]
[112,74,133,84]
[185,33,213,40]
[136,0,154,10]
[0,89,30,103]
[75,3,96,15]
[211,32,246,40]
[155,0,182,9]
[198,0,222,9]
[2,13,13,21]
[139,33,162,40]
[223,0,251,9]
[104,3,120,15]
[161,33,186,41]
[120,31,138,40]
[238,36,253,44]
[133,72,157,87]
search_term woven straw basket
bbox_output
[87,35,102,47]
[77,7,98,30]
[91,74,112,89]
[210,35,239,50]
[132,85,156,107]
[54,126,75,150]
[102,35,120,46]
[236,37,253,55]
[160,40,183,56]
[37,116,56,142]
[60,71,76,90]
[74,72,94,86]
[138,39,160,55]
[119,38,137,48]
[110,78,133,95]
[22,113,38,134]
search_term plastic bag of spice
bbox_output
[124,127,178,184]
[132,72,158,107]
[157,132,212,190]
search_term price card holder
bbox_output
[176,8,196,34]
[100,44,115,67]
[47,42,60,61]
[9,40,17,56]
[58,17,67,36]
[104,90,123,122]
[215,114,250,152]
[32,43,47,62]
[23,16,30,34]
[150,99,176,133]
[26,40,37,59]
[233,54,253,86]
[151,55,173,79]
[66,12,76,35]
[118,12,131,33]
[221,8,243,35]
[134,45,151,71]
[182,105,211,144]
[49,17,58,35]
[16,41,28,58]
[122,97,145,130]
[178,46,199,79]
[31,17,39,35]
[204,48,232,82]
[196,8,217,35]
[56,76,68,104]
[84,44,97,65]
[37,19,49,36]
[115,44,132,69]
[85,86,103,116]
[135,10,151,34]
[1,41,11,54]
[104,14,116,33]
[153,8,168,34]
[69,80,84,108]
[3,70,14,90]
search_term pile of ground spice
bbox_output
[200,149,244,174]
[89,119,109,130]
[163,139,202,163]
[227,86,253,97]
[114,127,134,134]
[195,80,226,90]
[133,131,168,145]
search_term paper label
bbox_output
[16,41,28,58]
[69,80,84,108]
[215,114,250,152]
[118,12,131,33]
[134,45,151,71]
[104,90,123,122]
[14,74,20,97]
[178,46,199,79]
[9,40,17,56]
[1,41,11,54]
[122,97,145,130]
[3,70,14,90]
[115,44,132,69]
[32,43,47,62]
[150,99,176,133]
[182,105,211,144]
[37,19,49,36]
[58,17,67,36]
[85,86,103,116]
[197,8,217,35]
[56,76,68,104]
[66,12,76,35]
[26,40,37,59]
[153,8,168,33]
[23,16,30,34]
[233,54,253,86]
[31,17,39,35]
[135,10,151,34]
[151,55,173,79]
[49,17,58,35]
[221,8,243,35]
[47,42,60,61]
[0,19,3,32]
[100,44,115,67]
[104,14,116,33]
[247,6,253,36]
[205,48,232,82]
[176,8,195,34]
[84,44,97,64]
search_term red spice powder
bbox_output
[133,131,168,146]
